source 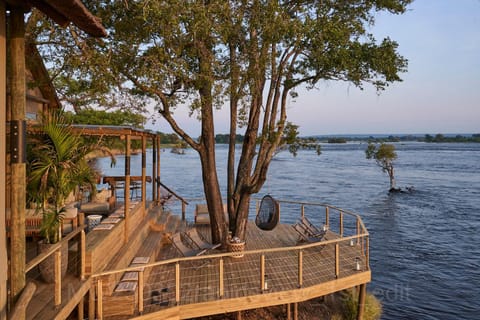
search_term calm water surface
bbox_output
[97,142,480,319]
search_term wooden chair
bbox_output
[184,228,221,251]
[170,233,206,257]
[293,216,326,243]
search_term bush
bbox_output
[342,288,382,320]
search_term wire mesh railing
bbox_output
[91,199,369,319]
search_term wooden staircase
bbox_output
[102,206,187,318]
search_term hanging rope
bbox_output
[255,195,280,231]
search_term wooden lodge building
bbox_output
[1,1,371,319]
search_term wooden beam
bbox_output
[8,282,36,320]
[0,4,8,319]
[8,6,27,302]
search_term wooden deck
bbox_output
[20,199,370,320]
[130,222,370,319]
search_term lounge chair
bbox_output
[293,216,326,242]
[184,228,221,251]
[170,233,206,257]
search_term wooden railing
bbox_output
[24,213,86,308]
[91,200,369,319]
[159,181,189,220]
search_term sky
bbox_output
[148,0,480,136]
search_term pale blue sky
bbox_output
[150,0,480,136]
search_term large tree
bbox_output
[28,0,411,245]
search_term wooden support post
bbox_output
[301,205,305,219]
[54,250,62,306]
[141,135,147,212]
[175,262,180,305]
[219,258,224,298]
[156,135,161,204]
[89,285,95,320]
[293,302,298,320]
[152,137,156,203]
[138,271,144,313]
[236,311,242,320]
[298,250,303,288]
[357,283,367,320]
[124,134,131,244]
[260,254,265,292]
[97,279,103,320]
[287,303,291,320]
[335,243,340,279]
[0,5,7,320]
[9,6,27,302]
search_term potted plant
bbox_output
[27,112,101,282]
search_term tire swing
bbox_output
[255,195,280,231]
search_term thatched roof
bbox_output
[8,0,107,37]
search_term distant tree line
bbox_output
[424,134,480,143]
[314,134,480,143]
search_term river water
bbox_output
[96,142,480,319]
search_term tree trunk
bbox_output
[234,193,251,240]
[199,146,226,246]
[388,166,396,190]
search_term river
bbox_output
[95,142,480,319]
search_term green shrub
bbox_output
[342,288,382,320]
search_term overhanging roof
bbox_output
[28,123,159,139]
[71,124,159,139]
[7,0,107,37]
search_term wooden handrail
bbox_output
[159,181,188,205]
[25,224,85,272]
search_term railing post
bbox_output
[138,270,144,313]
[54,249,61,306]
[298,250,303,288]
[335,243,340,279]
[182,201,186,221]
[325,206,329,228]
[356,218,360,245]
[97,278,103,320]
[301,205,305,219]
[89,284,95,320]
[219,258,224,298]
[339,211,344,237]
[260,254,265,292]
[175,262,180,305]
[365,236,370,270]
[80,229,85,280]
